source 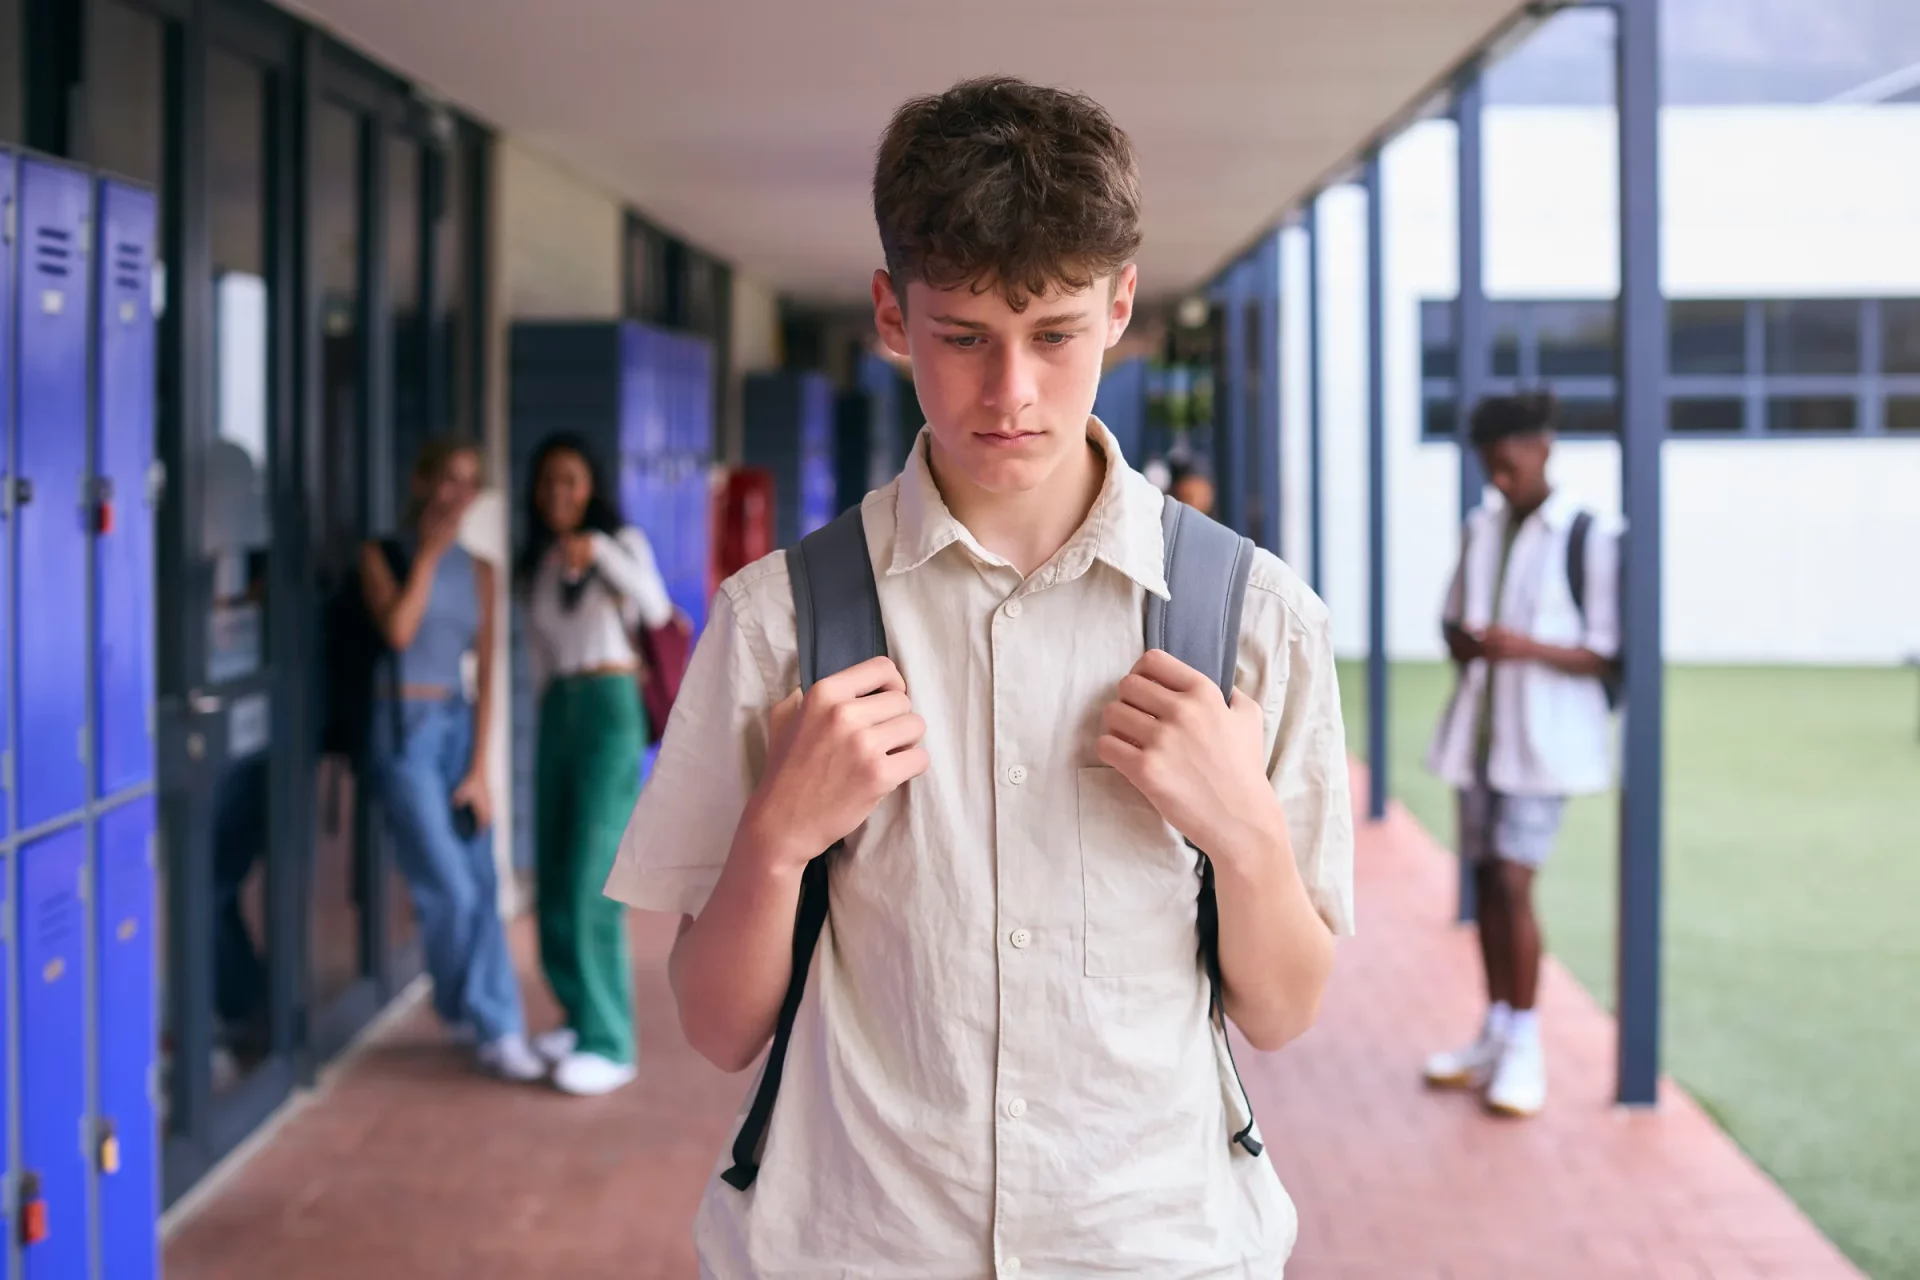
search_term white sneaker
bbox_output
[1423,1030,1505,1090]
[476,1033,547,1083]
[553,1051,638,1097]
[1486,1035,1547,1117]
[533,1027,578,1064]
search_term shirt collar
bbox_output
[888,417,1170,600]
[1487,486,1580,532]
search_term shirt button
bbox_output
[1009,928,1031,949]
[1007,765,1027,785]
[1006,1098,1027,1119]
[1004,599,1024,618]
[1004,1259,1022,1278]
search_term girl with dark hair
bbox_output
[360,437,542,1083]
[519,433,675,1095]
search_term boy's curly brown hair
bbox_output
[873,76,1142,312]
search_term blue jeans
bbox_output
[370,696,524,1043]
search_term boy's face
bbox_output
[873,265,1137,496]
[1478,431,1553,512]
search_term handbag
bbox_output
[633,611,692,745]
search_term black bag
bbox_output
[318,538,412,759]
[721,494,1265,1191]
[1565,511,1624,711]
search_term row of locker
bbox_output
[3,150,162,1279]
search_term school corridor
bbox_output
[159,778,1860,1280]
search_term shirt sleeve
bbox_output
[604,585,774,918]
[1268,601,1358,937]
[591,527,675,630]
[1577,520,1623,661]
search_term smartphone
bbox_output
[452,803,478,841]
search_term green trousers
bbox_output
[536,672,646,1064]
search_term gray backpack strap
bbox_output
[789,504,886,690]
[724,505,882,1193]
[1566,509,1593,627]
[1147,493,1255,700]
[1148,493,1264,1160]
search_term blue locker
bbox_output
[1,150,15,844]
[96,181,159,796]
[15,160,93,831]
[18,827,89,1280]
[97,797,158,1280]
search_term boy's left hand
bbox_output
[1097,649,1283,871]
[1478,625,1538,663]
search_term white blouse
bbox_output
[525,527,675,689]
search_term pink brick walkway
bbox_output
[165,783,1860,1279]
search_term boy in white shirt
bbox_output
[1423,392,1621,1118]
[604,76,1355,1277]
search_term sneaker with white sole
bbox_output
[533,1027,578,1064]
[1423,1029,1505,1090]
[476,1033,547,1083]
[1485,1035,1547,1117]
[553,1051,637,1097]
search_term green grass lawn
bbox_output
[1338,661,1920,1280]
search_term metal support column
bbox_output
[1453,68,1489,923]
[1364,158,1388,822]
[1257,231,1284,556]
[1614,0,1666,1108]
[1305,201,1325,597]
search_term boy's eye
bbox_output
[1038,332,1072,346]
[944,334,984,349]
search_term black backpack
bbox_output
[1565,511,1624,711]
[319,538,412,760]
[721,494,1266,1192]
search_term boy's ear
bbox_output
[1104,264,1139,350]
[873,270,910,359]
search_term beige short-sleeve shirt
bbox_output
[608,421,1356,1279]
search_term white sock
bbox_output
[1507,1008,1540,1047]
[1485,1001,1514,1041]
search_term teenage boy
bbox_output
[1422,392,1621,1118]
[606,77,1354,1277]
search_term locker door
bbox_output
[95,181,159,797]
[18,827,89,1280]
[1,149,15,846]
[96,797,158,1280]
[15,160,93,830]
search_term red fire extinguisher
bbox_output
[710,466,777,600]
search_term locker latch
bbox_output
[93,476,116,535]
[97,1118,122,1175]
[8,476,30,510]
[18,1171,46,1246]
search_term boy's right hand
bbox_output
[741,656,928,872]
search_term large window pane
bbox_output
[1669,397,1744,434]
[310,102,370,1014]
[1491,302,1522,377]
[1536,300,1616,378]
[204,48,275,1095]
[1670,300,1746,376]
[1767,396,1856,433]
[1422,397,1458,441]
[436,134,474,438]
[1882,300,1920,375]
[1556,396,1618,437]
[1420,301,1456,378]
[385,134,422,962]
[1886,397,1920,433]
[1765,300,1859,376]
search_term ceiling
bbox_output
[288,0,1526,303]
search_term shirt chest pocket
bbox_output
[1077,766,1202,978]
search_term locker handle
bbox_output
[9,476,29,508]
[189,691,224,716]
[19,1171,47,1246]
[98,1118,122,1175]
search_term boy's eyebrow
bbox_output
[929,310,1092,331]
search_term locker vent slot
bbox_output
[35,226,74,278]
[36,885,81,952]
[114,241,145,293]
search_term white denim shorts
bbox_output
[1457,785,1567,869]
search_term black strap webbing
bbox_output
[722,507,883,1191]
